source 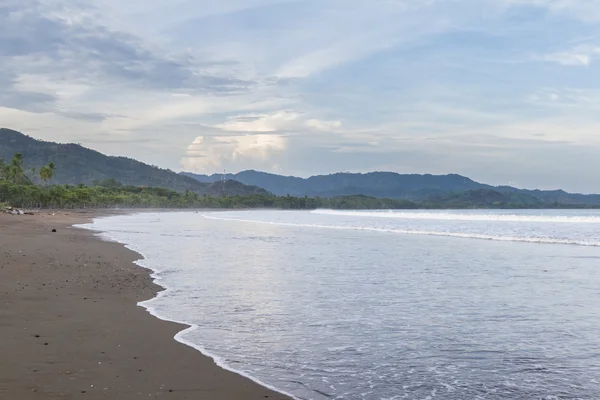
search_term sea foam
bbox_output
[311,209,600,224]
[203,213,600,247]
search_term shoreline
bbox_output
[0,210,292,399]
[80,212,299,400]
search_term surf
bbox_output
[311,209,600,224]
[202,214,600,247]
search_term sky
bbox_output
[2,0,600,192]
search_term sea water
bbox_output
[81,209,600,399]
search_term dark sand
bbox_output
[0,211,291,399]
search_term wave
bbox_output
[311,209,600,223]
[203,214,600,247]
[75,220,301,400]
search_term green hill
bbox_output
[0,128,268,196]
[424,189,544,208]
[183,169,600,206]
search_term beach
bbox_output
[0,211,290,400]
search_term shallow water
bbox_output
[83,209,600,399]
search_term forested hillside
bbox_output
[0,150,593,210]
[183,170,600,205]
[0,129,267,196]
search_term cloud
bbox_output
[3,0,600,192]
[181,134,287,173]
[526,87,600,108]
[306,119,342,131]
[0,0,252,116]
[215,111,301,132]
[57,111,125,122]
[539,45,600,66]
[213,111,343,134]
[182,111,345,172]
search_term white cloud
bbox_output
[215,111,300,132]
[306,119,342,131]
[181,134,287,173]
[539,45,600,66]
[213,111,344,134]
[543,52,591,66]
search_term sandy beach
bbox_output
[0,211,291,400]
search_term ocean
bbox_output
[81,209,600,399]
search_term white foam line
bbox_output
[311,209,600,224]
[75,219,301,400]
[203,215,600,247]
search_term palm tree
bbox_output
[39,162,55,186]
[7,153,26,184]
[47,162,55,185]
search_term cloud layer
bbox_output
[2,0,600,192]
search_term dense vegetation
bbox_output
[184,169,600,206]
[0,128,267,196]
[0,182,419,209]
[0,172,590,211]
[3,180,588,210]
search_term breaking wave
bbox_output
[203,214,600,247]
[311,209,600,224]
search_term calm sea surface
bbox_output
[82,209,600,399]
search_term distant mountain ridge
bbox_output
[182,170,600,206]
[0,129,268,196]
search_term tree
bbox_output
[39,162,56,186]
[93,178,122,188]
[7,153,28,185]
[28,167,37,185]
[48,162,56,185]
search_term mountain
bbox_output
[0,129,269,196]
[183,170,600,206]
[183,170,484,197]
[494,186,600,206]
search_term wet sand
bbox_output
[0,211,291,399]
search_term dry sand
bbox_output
[0,211,291,399]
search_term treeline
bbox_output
[0,153,55,185]
[0,181,421,209]
[2,181,595,210]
